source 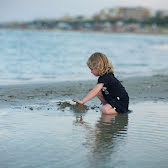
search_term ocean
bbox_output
[0,29,168,85]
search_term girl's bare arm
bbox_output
[73,83,104,104]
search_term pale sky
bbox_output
[0,0,168,22]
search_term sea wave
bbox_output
[152,44,168,50]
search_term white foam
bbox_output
[152,44,168,50]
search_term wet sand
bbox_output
[0,74,168,109]
[0,74,168,168]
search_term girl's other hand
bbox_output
[72,99,84,105]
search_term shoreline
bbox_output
[0,74,168,109]
[1,28,168,35]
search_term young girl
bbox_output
[73,52,129,115]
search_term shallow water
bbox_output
[0,29,168,84]
[0,101,168,168]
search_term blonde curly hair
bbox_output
[87,52,114,76]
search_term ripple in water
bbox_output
[0,101,168,168]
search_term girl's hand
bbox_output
[72,83,104,105]
[72,99,84,105]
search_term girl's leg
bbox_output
[97,91,107,105]
[97,91,118,114]
[101,104,118,115]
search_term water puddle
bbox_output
[0,101,168,168]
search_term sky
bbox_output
[0,0,168,22]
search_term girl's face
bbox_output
[90,68,99,76]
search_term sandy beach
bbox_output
[0,74,168,168]
[0,74,168,110]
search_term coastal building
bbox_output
[148,9,157,18]
[94,7,150,21]
[156,10,168,17]
[118,7,150,21]
[97,8,120,20]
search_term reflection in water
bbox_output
[57,101,129,167]
[77,113,128,167]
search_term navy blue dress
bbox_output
[98,73,129,113]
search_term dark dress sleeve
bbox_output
[98,75,106,84]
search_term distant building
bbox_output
[156,10,168,17]
[94,7,150,21]
[95,7,120,20]
[148,9,157,18]
[162,10,168,17]
[119,7,150,21]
